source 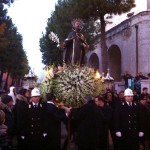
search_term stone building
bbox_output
[87,0,150,82]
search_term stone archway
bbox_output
[108,45,121,81]
[88,53,99,70]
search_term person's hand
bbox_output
[43,133,47,137]
[21,136,25,139]
[139,132,144,137]
[115,132,122,137]
[83,43,89,52]
[65,107,72,117]
[59,43,66,49]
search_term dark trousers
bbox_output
[17,137,27,150]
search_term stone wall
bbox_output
[87,11,150,81]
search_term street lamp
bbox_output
[104,68,114,91]
[23,69,36,90]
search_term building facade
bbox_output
[87,10,150,81]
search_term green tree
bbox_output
[5,19,29,84]
[0,0,15,88]
[0,0,14,49]
[0,16,29,89]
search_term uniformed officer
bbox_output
[20,88,47,150]
[113,88,144,150]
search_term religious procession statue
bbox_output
[63,19,89,66]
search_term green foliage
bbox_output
[72,0,135,18]
[40,65,104,108]
[0,17,29,86]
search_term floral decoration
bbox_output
[40,65,105,108]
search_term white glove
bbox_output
[21,136,25,139]
[43,133,47,137]
[139,132,144,137]
[115,132,122,137]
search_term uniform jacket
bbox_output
[23,102,46,138]
[21,101,47,150]
[114,101,143,137]
[113,101,144,150]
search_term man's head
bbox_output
[142,87,148,94]
[124,88,134,102]
[1,95,13,108]
[46,92,55,102]
[95,96,105,107]
[72,18,84,32]
[139,96,147,105]
[118,91,124,100]
[31,88,41,103]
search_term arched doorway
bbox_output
[108,45,121,81]
[88,53,99,70]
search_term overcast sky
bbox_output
[8,0,57,81]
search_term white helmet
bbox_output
[31,88,40,97]
[124,88,133,96]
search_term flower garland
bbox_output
[40,65,105,108]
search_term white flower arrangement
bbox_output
[40,65,105,108]
[49,32,60,47]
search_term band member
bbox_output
[20,88,47,150]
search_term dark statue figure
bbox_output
[63,19,89,66]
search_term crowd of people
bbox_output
[0,85,150,150]
[122,71,150,92]
[1,17,150,150]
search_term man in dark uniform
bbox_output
[113,88,144,150]
[20,88,47,150]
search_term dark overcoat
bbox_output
[71,100,105,150]
[44,102,64,150]
[13,95,29,150]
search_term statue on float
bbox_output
[63,18,89,66]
